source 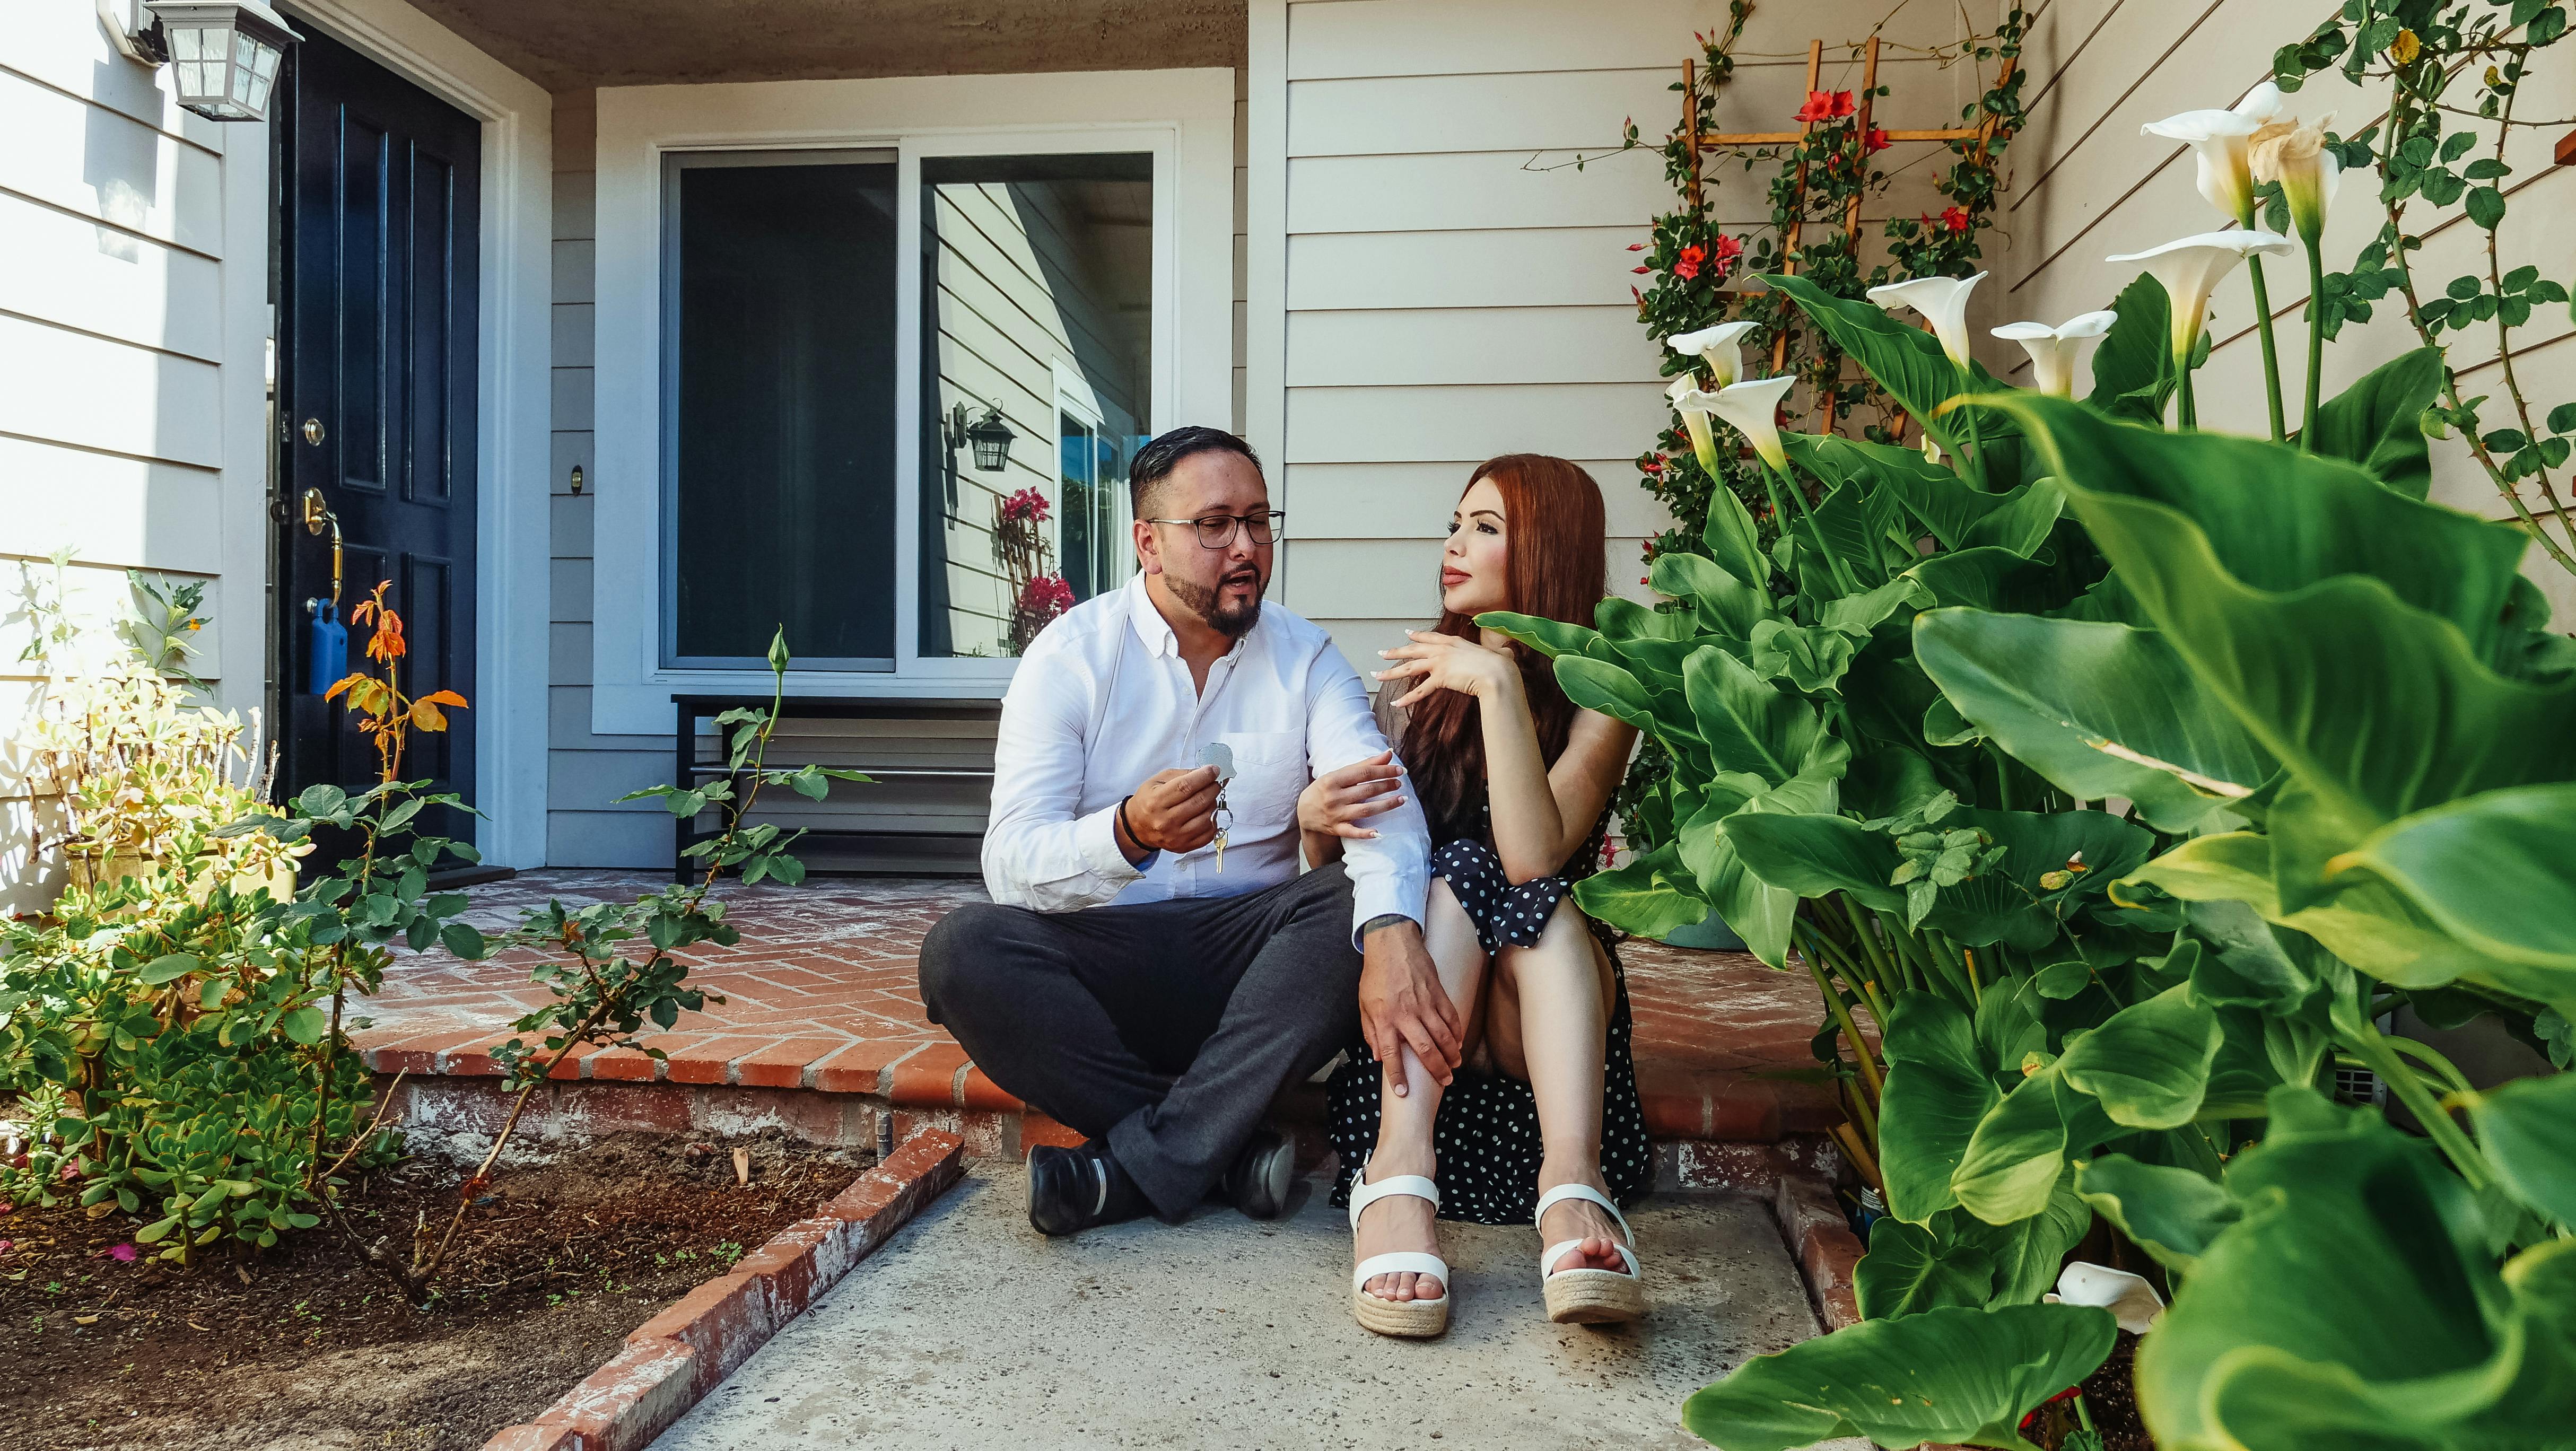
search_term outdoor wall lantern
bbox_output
[960,404,1017,474]
[99,0,302,123]
[938,400,1016,513]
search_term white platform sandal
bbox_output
[1349,1159,1451,1338]
[1535,1183,1645,1325]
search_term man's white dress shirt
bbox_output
[983,573,1431,945]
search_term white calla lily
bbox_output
[2107,230,2295,365]
[2249,113,2342,244]
[1992,311,2119,398]
[1667,374,1721,474]
[2047,1261,2165,1336]
[1689,374,1800,472]
[2142,81,2285,225]
[1865,272,1986,368]
[1668,320,1761,389]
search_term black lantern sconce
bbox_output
[100,0,302,123]
[938,400,1016,511]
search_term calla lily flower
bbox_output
[2106,230,2295,364]
[1689,374,1800,471]
[2249,114,2341,244]
[2047,1261,2164,1336]
[1668,374,1721,474]
[1866,272,1986,368]
[2141,81,2284,225]
[1992,311,2118,398]
[1668,320,1761,389]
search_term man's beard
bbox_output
[1166,566,1264,640]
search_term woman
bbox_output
[1303,454,1648,1338]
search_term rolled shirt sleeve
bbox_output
[982,635,1148,912]
[1304,645,1432,947]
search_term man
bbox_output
[920,426,1460,1237]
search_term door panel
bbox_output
[276,24,479,843]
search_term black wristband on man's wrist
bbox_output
[1359,913,1416,938]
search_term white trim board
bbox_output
[279,0,553,869]
[589,68,1237,737]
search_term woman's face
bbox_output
[1439,477,1512,617]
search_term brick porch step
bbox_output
[355,872,1841,1169]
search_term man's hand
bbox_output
[1116,765,1222,863]
[1358,917,1461,1095]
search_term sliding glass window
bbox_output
[917,153,1151,660]
[662,151,898,669]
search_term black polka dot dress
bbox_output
[1325,806,1652,1225]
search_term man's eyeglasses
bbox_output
[1143,511,1286,548]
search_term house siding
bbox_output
[1256,0,1995,680]
[0,6,268,911]
[2004,0,2576,616]
[544,90,668,867]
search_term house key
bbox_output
[1197,742,1236,871]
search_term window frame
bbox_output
[586,71,1235,735]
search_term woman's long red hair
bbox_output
[1399,454,1608,843]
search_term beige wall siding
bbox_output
[1259,0,1994,678]
[0,6,266,911]
[2004,0,2576,616]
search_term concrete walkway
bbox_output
[651,1170,1846,1450]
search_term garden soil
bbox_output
[0,1131,867,1451]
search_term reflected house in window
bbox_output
[918,154,1152,659]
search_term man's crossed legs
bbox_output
[919,863,1363,1230]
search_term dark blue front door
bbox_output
[275,22,479,838]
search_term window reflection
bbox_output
[918,154,1151,659]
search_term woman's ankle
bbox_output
[1366,1139,1437,1182]
[1536,1157,1608,1194]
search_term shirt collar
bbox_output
[1126,573,1180,658]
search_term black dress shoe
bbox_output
[1027,1140,1148,1237]
[1219,1129,1296,1221]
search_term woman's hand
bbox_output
[1300,750,1407,842]
[1375,631,1517,710]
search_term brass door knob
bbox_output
[302,418,325,445]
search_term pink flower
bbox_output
[999,488,1052,526]
[1019,574,1075,622]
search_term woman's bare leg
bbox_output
[1485,898,1626,1272]
[1355,877,1486,1301]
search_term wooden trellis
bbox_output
[1681,35,2016,383]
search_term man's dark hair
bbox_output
[1129,426,1261,517]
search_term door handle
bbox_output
[301,488,342,607]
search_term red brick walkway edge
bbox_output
[1770,1166,1864,1332]
[481,1129,967,1451]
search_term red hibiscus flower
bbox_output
[1941,206,1972,234]
[1672,243,1707,281]
[1795,90,1856,123]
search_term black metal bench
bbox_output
[671,694,1001,880]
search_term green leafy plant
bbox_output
[2274,0,2576,576]
[357,627,866,1300]
[1666,302,2570,1447]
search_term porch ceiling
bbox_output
[403,0,1246,92]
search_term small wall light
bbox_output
[100,0,301,123]
[964,406,1016,473]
